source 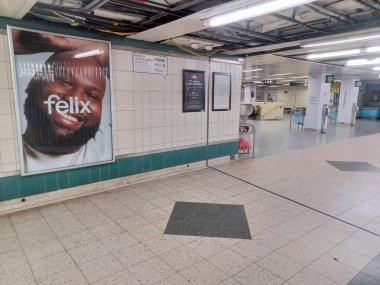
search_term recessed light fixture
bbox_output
[270,78,284,80]
[253,81,262,84]
[366,46,380,53]
[373,67,380,70]
[244,75,261,78]
[346,58,380,66]
[302,33,380,48]
[283,79,295,82]
[289,75,309,79]
[243,69,262,72]
[269,73,293,76]
[307,49,361,59]
[204,0,316,27]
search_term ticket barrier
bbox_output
[351,103,359,126]
[290,108,306,131]
[321,104,329,133]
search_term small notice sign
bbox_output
[183,70,205,112]
[325,75,334,83]
[133,53,168,75]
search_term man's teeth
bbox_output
[59,112,78,122]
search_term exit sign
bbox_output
[262,79,276,85]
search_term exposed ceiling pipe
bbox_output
[304,5,346,23]
[109,0,180,16]
[195,31,252,48]
[228,25,281,42]
[76,0,110,13]
[305,3,355,23]
[271,12,330,35]
[355,0,380,10]
[139,0,206,25]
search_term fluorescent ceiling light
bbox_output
[269,73,293,76]
[270,78,284,80]
[346,58,380,66]
[289,75,309,79]
[73,49,104,58]
[366,46,380,53]
[244,76,261,79]
[307,49,360,59]
[270,85,278,87]
[283,83,290,86]
[243,69,262,72]
[373,67,380,70]
[205,0,316,27]
[283,79,295,82]
[253,81,262,84]
[302,34,380,48]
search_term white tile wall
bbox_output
[0,34,19,173]
[0,32,242,175]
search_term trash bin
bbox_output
[238,119,256,158]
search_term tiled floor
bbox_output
[253,117,380,157]
[1,133,380,284]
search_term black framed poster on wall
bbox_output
[182,70,205,112]
[212,73,231,111]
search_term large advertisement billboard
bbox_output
[8,27,114,175]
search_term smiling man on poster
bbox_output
[9,27,113,174]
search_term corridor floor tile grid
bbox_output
[326,161,380,172]
[1,134,380,284]
[164,202,251,239]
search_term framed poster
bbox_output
[7,26,114,175]
[182,70,205,112]
[212,73,231,111]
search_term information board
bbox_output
[212,73,231,111]
[182,70,205,112]
[133,53,168,75]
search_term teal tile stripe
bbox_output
[0,142,237,202]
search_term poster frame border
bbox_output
[182,69,206,113]
[7,25,115,176]
[212,72,231,112]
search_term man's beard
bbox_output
[24,93,100,153]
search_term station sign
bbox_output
[355,81,362,87]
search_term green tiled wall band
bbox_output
[0,142,238,202]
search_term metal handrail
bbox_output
[261,105,283,118]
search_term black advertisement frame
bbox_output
[212,72,232,111]
[182,69,206,113]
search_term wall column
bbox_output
[337,78,359,123]
[304,74,332,131]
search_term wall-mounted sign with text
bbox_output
[133,53,168,75]
[182,70,205,112]
[212,73,231,111]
